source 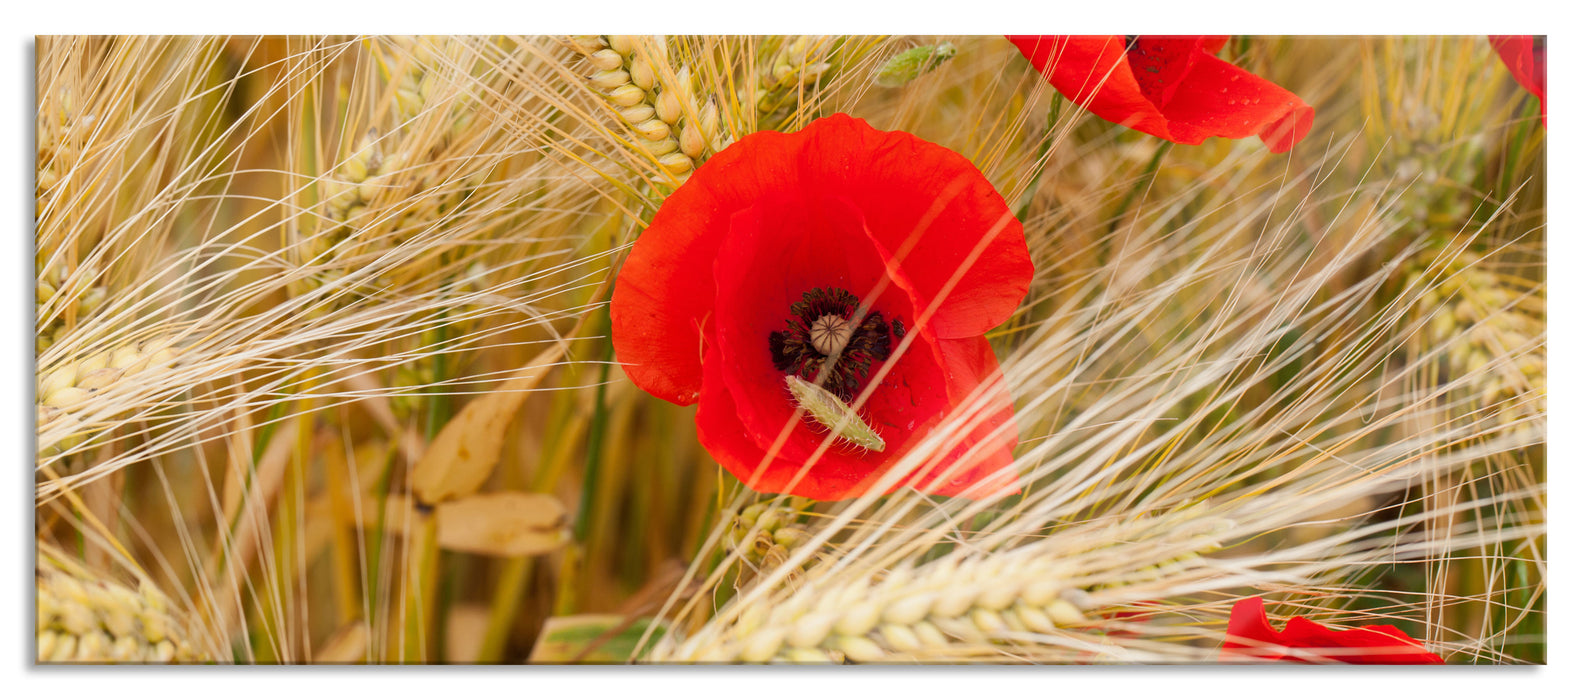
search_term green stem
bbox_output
[423,308,452,441]
[1107,140,1172,237]
[474,556,534,662]
[434,552,458,663]
[1497,97,1541,202]
[365,443,398,659]
[550,310,614,617]
[574,341,614,544]
[1015,92,1063,222]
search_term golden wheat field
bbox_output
[26,27,1549,678]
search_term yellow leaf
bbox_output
[410,343,567,504]
[434,491,568,557]
[355,492,428,537]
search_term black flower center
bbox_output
[769,287,905,402]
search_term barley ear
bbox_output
[36,546,207,663]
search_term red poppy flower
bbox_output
[1220,597,1446,664]
[1008,36,1314,153]
[610,114,1032,501]
[1490,35,1547,125]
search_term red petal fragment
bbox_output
[1221,597,1446,664]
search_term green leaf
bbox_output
[528,615,668,664]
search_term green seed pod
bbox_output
[874,42,958,88]
[784,375,885,452]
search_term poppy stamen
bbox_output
[769,287,896,402]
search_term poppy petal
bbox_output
[1009,35,1176,142]
[855,209,1017,495]
[1010,35,1314,153]
[1491,36,1547,125]
[911,336,1019,498]
[610,127,801,406]
[1221,597,1446,664]
[1126,36,1217,107]
[612,116,1032,405]
[799,114,1033,340]
[696,349,880,499]
[1152,44,1314,153]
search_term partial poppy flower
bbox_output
[610,114,1032,501]
[1008,36,1314,153]
[1490,36,1547,125]
[1220,597,1446,664]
